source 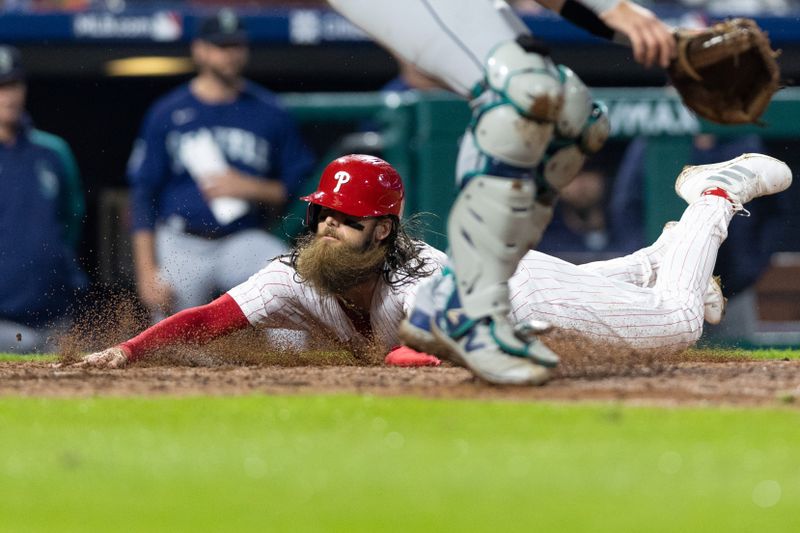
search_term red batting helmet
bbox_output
[301,154,405,223]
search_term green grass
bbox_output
[734,348,800,360]
[684,347,800,360]
[3,347,799,363]
[0,353,57,362]
[1,396,799,532]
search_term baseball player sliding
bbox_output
[70,152,791,384]
[71,155,447,369]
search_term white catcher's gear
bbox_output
[554,65,592,138]
[484,40,564,122]
[472,102,555,169]
[449,175,538,316]
[445,37,569,381]
[469,38,563,171]
[539,66,611,191]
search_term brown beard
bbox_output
[295,231,387,296]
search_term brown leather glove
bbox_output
[668,18,781,124]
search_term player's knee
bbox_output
[484,36,563,122]
[539,66,610,191]
[677,308,706,349]
[470,37,564,168]
[473,107,555,168]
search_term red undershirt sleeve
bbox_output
[120,293,250,361]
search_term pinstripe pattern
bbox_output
[509,196,734,352]
[227,245,447,353]
[579,222,678,287]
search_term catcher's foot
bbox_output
[675,153,792,210]
[400,270,556,385]
[398,271,453,357]
[430,313,554,386]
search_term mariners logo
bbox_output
[37,162,59,199]
[218,9,239,33]
[0,49,12,76]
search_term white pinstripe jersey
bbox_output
[228,243,446,351]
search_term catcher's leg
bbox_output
[433,61,612,382]
[402,53,610,384]
[400,36,566,384]
[327,0,526,95]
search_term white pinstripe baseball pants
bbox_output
[510,196,734,352]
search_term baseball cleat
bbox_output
[400,307,554,357]
[704,275,727,325]
[675,153,792,210]
[399,272,452,356]
[401,269,556,385]
[398,314,447,357]
[431,313,553,386]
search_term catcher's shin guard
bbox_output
[448,175,537,318]
[539,66,610,192]
[445,177,558,372]
[422,36,566,382]
[451,36,566,318]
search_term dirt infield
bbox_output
[2,357,799,408]
[4,295,783,407]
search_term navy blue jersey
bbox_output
[127,81,315,236]
[0,123,87,326]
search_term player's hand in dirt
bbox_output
[62,346,131,369]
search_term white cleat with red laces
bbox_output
[675,153,792,210]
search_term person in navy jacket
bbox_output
[0,45,88,353]
[128,9,315,319]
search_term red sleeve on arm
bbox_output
[120,294,250,361]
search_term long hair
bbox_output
[282,213,437,289]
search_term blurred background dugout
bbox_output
[2,0,799,348]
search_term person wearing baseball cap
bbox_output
[125,9,315,324]
[0,45,24,85]
[196,8,249,46]
[0,45,88,353]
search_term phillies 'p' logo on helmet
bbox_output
[301,154,405,226]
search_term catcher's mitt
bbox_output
[668,18,781,125]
